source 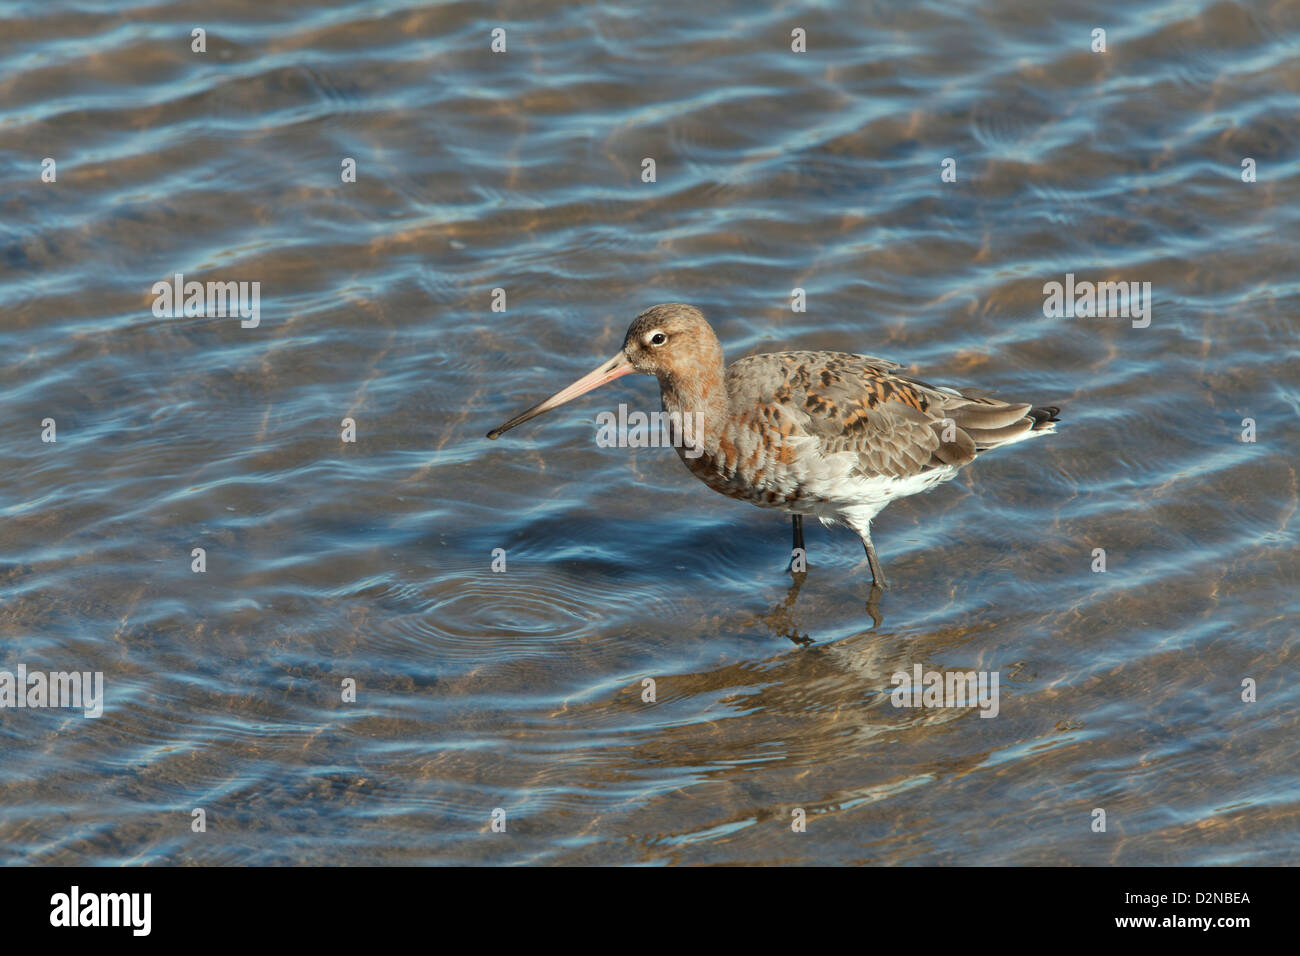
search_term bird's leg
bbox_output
[861,531,889,589]
[789,514,807,573]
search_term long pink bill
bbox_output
[487,351,635,439]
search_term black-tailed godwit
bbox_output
[487,303,1060,588]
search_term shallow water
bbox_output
[1,0,1297,865]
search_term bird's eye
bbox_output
[649,332,667,347]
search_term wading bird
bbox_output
[487,303,1059,588]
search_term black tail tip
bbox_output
[1030,405,1062,429]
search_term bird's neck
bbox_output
[657,360,729,458]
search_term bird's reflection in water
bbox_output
[753,566,886,646]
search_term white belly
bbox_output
[807,466,962,530]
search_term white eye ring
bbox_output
[648,331,667,347]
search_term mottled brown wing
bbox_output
[727,351,1055,480]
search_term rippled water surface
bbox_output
[2,0,1298,865]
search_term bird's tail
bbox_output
[1028,405,1061,431]
[931,394,1061,462]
